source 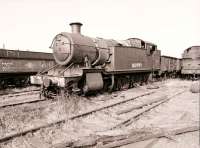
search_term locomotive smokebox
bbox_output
[70,22,82,34]
[51,22,110,66]
[51,22,97,65]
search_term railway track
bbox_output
[0,89,43,108]
[53,124,199,148]
[0,89,186,144]
[0,87,40,96]
[109,90,186,130]
[0,89,40,97]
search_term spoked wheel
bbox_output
[116,77,130,91]
[23,77,30,87]
[40,86,51,99]
[0,80,7,89]
[117,79,123,91]
[40,85,60,99]
[122,78,130,90]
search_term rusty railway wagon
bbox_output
[0,48,55,88]
[181,46,200,79]
[31,22,161,96]
[160,55,181,78]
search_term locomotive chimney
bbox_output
[69,22,83,34]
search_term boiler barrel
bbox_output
[51,32,98,66]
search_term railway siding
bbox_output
[0,79,198,148]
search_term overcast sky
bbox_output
[0,0,199,58]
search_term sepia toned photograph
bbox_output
[0,0,199,147]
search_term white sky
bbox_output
[0,0,199,58]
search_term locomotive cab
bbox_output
[145,42,157,55]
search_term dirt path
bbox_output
[121,79,199,148]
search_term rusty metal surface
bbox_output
[83,73,103,93]
[182,46,200,74]
[105,46,159,73]
[119,38,146,48]
[51,32,97,65]
[152,50,161,70]
[181,58,200,74]
[0,48,54,60]
[160,56,180,72]
[182,46,200,59]
[92,38,114,66]
[176,59,182,71]
[0,58,55,73]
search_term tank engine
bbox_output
[31,22,161,96]
[181,46,200,79]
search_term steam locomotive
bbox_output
[31,22,162,96]
[181,46,200,79]
[31,23,164,96]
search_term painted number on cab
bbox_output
[131,63,142,68]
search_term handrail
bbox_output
[59,63,74,75]
[38,64,59,75]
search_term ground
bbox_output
[0,79,199,148]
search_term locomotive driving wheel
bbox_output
[115,76,130,91]
[0,80,6,89]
